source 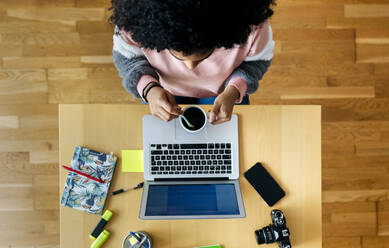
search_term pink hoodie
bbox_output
[119,20,273,102]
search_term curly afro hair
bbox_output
[110,0,275,55]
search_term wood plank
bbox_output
[328,0,389,3]
[50,67,120,81]
[345,4,389,18]
[0,186,34,211]
[376,79,389,98]
[378,201,389,236]
[362,236,389,247]
[0,152,58,176]
[323,166,389,190]
[271,16,326,29]
[80,55,113,64]
[0,80,47,96]
[261,75,327,88]
[273,28,355,41]
[357,44,389,63]
[0,116,18,129]
[255,86,375,100]
[19,115,58,129]
[3,56,81,69]
[323,155,389,168]
[0,233,59,247]
[0,140,58,153]
[249,98,389,121]
[76,0,111,8]
[0,45,22,57]
[6,8,105,22]
[0,128,58,141]
[281,40,355,53]
[323,190,388,203]
[0,104,57,116]
[323,202,377,237]
[48,79,135,103]
[374,64,389,75]
[86,66,119,80]
[33,175,58,187]
[0,19,76,33]
[357,28,389,44]
[0,80,47,104]
[33,185,58,210]
[0,69,46,82]
[48,68,88,80]
[29,151,58,164]
[22,43,112,57]
[268,63,375,78]
[323,121,389,143]
[356,141,389,156]
[274,5,344,18]
[279,87,375,100]
[327,17,389,29]
[0,209,58,225]
[79,33,112,44]
[327,75,385,87]
[273,48,355,65]
[0,152,33,185]
[323,237,361,248]
[0,93,48,105]
[76,20,113,34]
[0,0,75,8]
[0,32,80,45]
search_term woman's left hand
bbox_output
[209,85,240,125]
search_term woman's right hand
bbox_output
[146,86,183,121]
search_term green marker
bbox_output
[90,230,110,248]
[90,210,113,240]
[195,245,222,248]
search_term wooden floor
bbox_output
[0,0,388,247]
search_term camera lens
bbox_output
[254,226,274,245]
[276,211,282,218]
[254,230,266,244]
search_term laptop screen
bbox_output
[145,184,240,216]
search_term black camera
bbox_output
[255,210,291,248]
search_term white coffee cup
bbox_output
[179,105,208,133]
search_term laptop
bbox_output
[139,113,246,220]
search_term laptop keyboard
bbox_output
[150,143,232,176]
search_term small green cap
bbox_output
[90,230,110,248]
[102,210,113,221]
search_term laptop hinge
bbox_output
[154,177,229,182]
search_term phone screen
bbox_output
[243,162,285,206]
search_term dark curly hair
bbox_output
[110,0,275,55]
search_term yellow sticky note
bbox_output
[122,150,144,172]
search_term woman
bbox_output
[110,0,275,124]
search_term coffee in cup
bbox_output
[180,105,207,132]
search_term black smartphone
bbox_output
[243,162,285,206]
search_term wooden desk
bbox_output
[59,105,321,248]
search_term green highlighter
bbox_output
[195,245,222,248]
[90,210,113,240]
[90,230,110,248]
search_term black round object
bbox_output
[181,107,206,131]
[255,226,275,245]
[255,229,266,244]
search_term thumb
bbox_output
[209,102,221,123]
